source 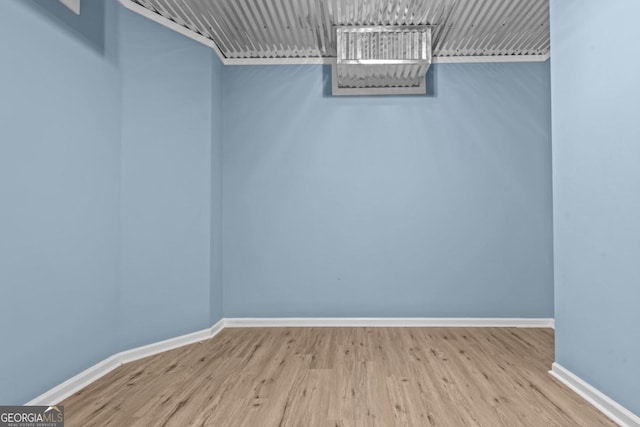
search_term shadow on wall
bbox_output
[21,0,106,55]
[322,64,438,98]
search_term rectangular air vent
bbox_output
[332,26,432,96]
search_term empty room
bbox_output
[1,0,638,426]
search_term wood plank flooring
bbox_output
[62,328,615,426]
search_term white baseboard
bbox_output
[25,317,554,406]
[549,363,640,427]
[224,317,555,328]
[26,319,225,406]
[118,319,224,364]
[25,355,122,407]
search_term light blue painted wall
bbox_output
[210,55,224,326]
[222,63,554,318]
[0,0,555,404]
[118,7,222,350]
[0,0,121,405]
[0,1,224,403]
[550,0,640,415]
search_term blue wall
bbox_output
[550,0,640,415]
[222,63,554,318]
[118,6,221,350]
[0,1,224,404]
[0,0,121,405]
[1,0,555,405]
[210,53,224,326]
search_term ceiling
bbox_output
[122,0,550,64]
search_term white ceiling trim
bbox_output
[119,0,226,59]
[59,0,81,15]
[118,0,550,66]
[433,52,550,64]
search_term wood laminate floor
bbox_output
[62,328,615,426]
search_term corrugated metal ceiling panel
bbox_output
[131,0,549,60]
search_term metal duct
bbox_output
[333,26,432,95]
